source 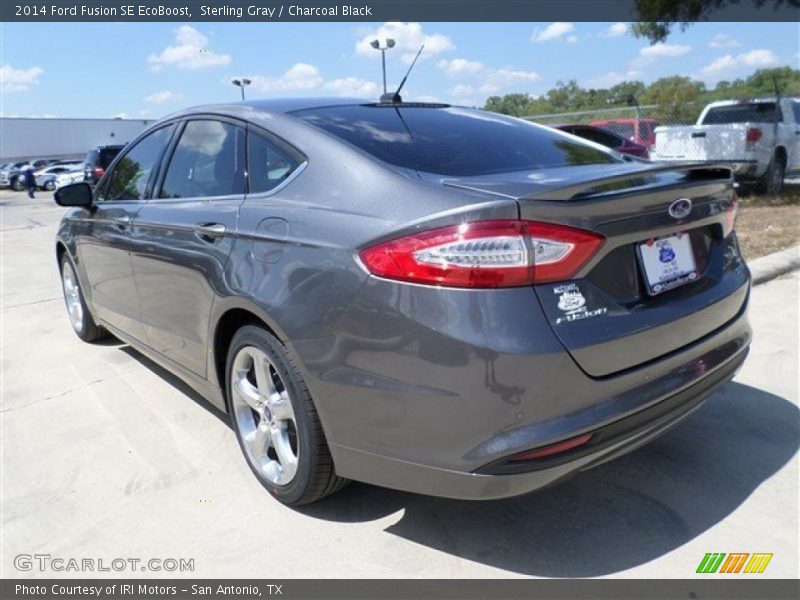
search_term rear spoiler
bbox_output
[525,162,733,202]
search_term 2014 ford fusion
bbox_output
[54,99,750,505]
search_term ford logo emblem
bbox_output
[668,198,692,220]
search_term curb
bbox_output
[748,244,800,286]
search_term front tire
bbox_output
[60,255,108,342]
[226,325,348,505]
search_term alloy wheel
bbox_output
[231,346,299,486]
[61,262,84,333]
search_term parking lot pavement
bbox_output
[1,188,797,579]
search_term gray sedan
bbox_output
[53,98,750,505]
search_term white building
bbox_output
[0,117,155,162]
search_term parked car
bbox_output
[35,162,83,189]
[590,118,658,148]
[654,97,799,194]
[83,145,125,185]
[554,124,650,159]
[1,161,31,189]
[54,99,750,506]
[40,166,85,191]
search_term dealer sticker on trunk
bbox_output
[553,284,607,325]
[638,232,698,295]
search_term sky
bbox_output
[1,21,798,119]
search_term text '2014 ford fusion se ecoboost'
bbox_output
[54,98,750,505]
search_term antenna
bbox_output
[380,44,424,104]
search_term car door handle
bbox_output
[112,215,131,228]
[691,132,706,138]
[194,223,226,238]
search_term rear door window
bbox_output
[160,120,246,199]
[293,105,616,177]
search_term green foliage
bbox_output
[483,67,800,121]
[631,0,783,43]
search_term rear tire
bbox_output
[60,255,108,342]
[226,325,348,505]
[756,154,785,195]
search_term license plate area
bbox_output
[637,232,698,296]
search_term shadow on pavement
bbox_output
[119,345,230,426]
[298,382,799,577]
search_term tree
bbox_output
[641,76,706,123]
[632,0,791,43]
[484,93,536,116]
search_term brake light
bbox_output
[359,220,604,288]
[93,167,105,177]
[745,127,762,149]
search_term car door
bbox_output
[130,118,247,377]
[77,124,176,342]
[787,100,800,174]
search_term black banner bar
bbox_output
[3,579,800,600]
[1,0,799,22]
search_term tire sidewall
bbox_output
[767,156,785,195]
[226,325,317,505]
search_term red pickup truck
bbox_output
[590,118,658,148]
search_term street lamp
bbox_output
[369,38,395,94]
[231,78,252,101]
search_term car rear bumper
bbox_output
[328,321,749,500]
[294,265,751,499]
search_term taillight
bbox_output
[359,220,604,288]
[745,127,762,149]
[93,167,105,177]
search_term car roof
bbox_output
[165,97,372,121]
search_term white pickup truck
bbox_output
[654,97,800,194]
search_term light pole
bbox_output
[231,78,251,101]
[369,38,395,94]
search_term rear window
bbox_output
[602,123,635,140]
[98,147,122,168]
[292,105,616,177]
[702,103,781,125]
[84,150,98,165]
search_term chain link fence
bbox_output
[523,103,704,155]
[522,100,793,182]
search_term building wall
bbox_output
[0,118,155,162]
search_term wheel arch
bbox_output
[55,240,67,267]
[774,145,787,166]
[209,301,288,411]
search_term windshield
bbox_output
[292,105,617,177]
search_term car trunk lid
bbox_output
[444,162,747,377]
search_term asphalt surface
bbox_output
[1,188,798,579]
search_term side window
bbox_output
[160,120,246,199]
[248,131,302,194]
[102,125,175,201]
[793,101,800,124]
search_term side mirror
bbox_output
[54,182,93,207]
